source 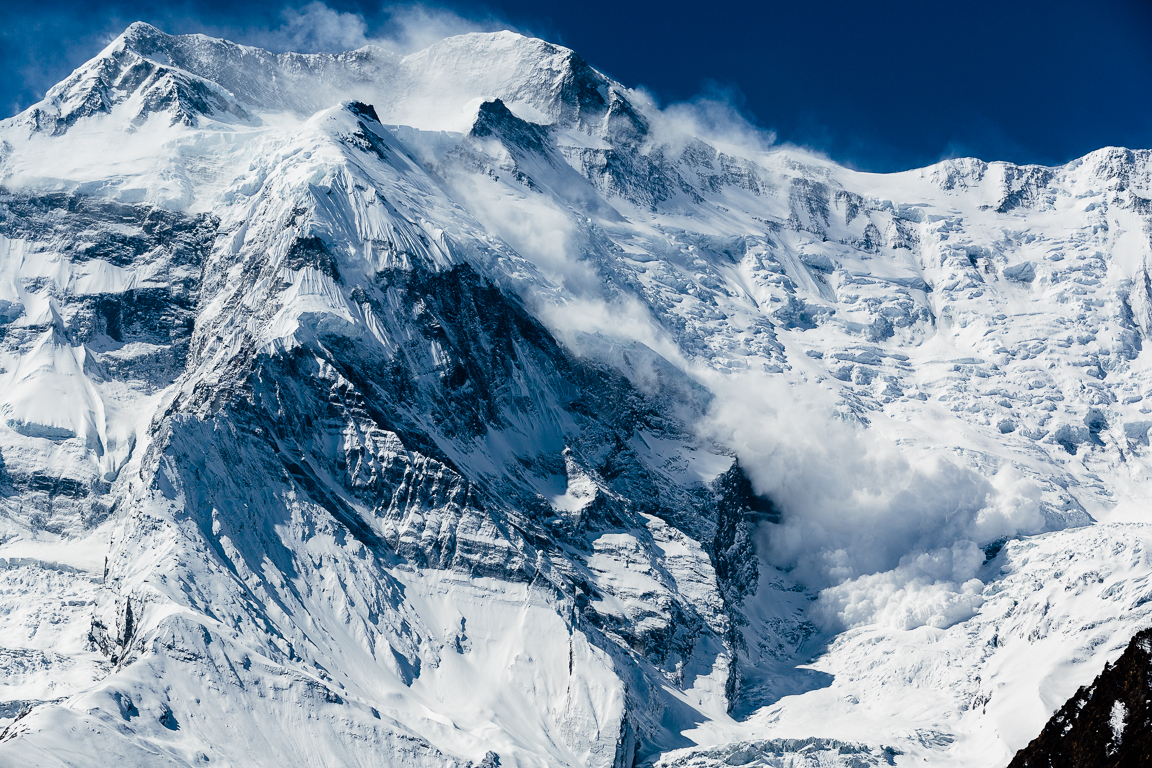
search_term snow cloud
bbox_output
[815,541,987,631]
[644,83,777,156]
[697,371,1046,630]
[445,171,690,378]
[371,4,512,54]
[254,3,513,54]
[451,177,596,296]
[441,78,1045,633]
[264,3,372,53]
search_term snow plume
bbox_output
[699,372,1046,630]
[258,3,513,54]
[459,163,1047,634]
[448,172,691,376]
[453,176,599,296]
[268,3,372,52]
[371,4,514,54]
[642,83,777,157]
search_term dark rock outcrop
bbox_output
[1009,627,1152,768]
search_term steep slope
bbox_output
[0,22,1151,768]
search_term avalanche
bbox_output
[0,21,1151,768]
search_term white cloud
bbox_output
[640,84,777,158]
[270,3,372,53]
[693,371,1045,629]
[373,4,513,55]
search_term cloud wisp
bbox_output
[251,3,515,55]
[638,82,778,157]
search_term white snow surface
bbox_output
[1110,700,1128,752]
[0,21,1150,768]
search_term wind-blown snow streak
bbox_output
[0,22,1151,768]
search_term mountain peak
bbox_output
[3,23,636,138]
[120,20,167,42]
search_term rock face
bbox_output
[1010,627,1152,768]
[1,20,1152,768]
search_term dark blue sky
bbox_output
[2,0,1150,172]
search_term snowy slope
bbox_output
[0,22,1151,767]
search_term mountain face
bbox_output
[1,21,1152,768]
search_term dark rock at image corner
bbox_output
[1010,626,1152,768]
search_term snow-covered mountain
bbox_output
[1,22,1152,767]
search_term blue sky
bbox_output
[2,0,1150,172]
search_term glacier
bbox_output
[1,21,1152,767]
